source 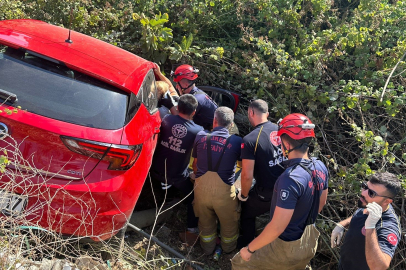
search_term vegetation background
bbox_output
[1,0,406,268]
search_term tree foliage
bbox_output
[2,0,406,267]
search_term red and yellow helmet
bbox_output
[171,64,199,82]
[277,113,315,140]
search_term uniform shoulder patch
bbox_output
[387,233,398,246]
[280,189,289,201]
[270,131,281,146]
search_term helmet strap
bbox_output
[281,139,309,157]
[178,80,195,94]
[281,140,290,157]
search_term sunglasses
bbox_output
[361,182,393,199]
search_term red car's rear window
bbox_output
[0,47,129,130]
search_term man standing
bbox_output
[192,107,242,254]
[172,64,217,130]
[331,172,401,270]
[237,99,285,248]
[232,113,329,269]
[150,94,203,233]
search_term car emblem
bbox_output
[0,123,9,139]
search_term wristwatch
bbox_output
[241,194,247,199]
[246,245,255,254]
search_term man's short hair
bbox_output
[249,99,268,114]
[214,107,234,128]
[369,172,402,198]
[178,94,198,115]
[280,134,312,154]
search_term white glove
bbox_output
[330,223,345,248]
[237,190,248,202]
[365,202,382,229]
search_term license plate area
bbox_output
[0,191,27,216]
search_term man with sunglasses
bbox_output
[172,65,217,130]
[331,172,401,270]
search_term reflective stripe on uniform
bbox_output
[222,234,238,243]
[200,233,216,243]
[161,182,172,190]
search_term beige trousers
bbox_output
[193,171,240,254]
[231,224,320,270]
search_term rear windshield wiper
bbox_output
[0,89,18,103]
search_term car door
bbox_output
[197,86,240,113]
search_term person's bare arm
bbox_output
[365,229,392,270]
[153,66,178,96]
[339,216,352,228]
[240,206,293,261]
[240,159,254,197]
[169,106,178,115]
[318,189,328,213]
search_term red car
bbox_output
[0,19,161,241]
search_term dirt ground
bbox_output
[126,176,336,270]
[126,202,238,270]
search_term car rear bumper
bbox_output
[0,134,157,241]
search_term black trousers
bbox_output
[149,170,198,229]
[237,187,273,248]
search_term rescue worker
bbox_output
[192,106,242,254]
[172,64,217,130]
[331,172,401,270]
[150,94,203,233]
[232,113,329,269]
[237,99,285,248]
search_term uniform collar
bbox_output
[254,121,270,129]
[189,86,199,94]
[282,158,312,168]
[211,126,230,135]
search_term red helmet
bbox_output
[171,64,199,82]
[277,113,315,140]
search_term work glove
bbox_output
[330,223,345,248]
[159,92,176,109]
[172,95,180,103]
[237,189,248,202]
[365,202,382,229]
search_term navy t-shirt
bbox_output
[193,127,242,185]
[269,158,329,241]
[240,121,285,189]
[189,87,218,130]
[339,205,401,270]
[151,115,203,184]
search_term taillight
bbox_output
[60,136,142,170]
[230,92,240,113]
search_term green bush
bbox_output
[1,0,406,267]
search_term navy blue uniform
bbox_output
[150,114,203,228]
[270,158,329,241]
[190,87,218,130]
[151,115,203,184]
[192,127,242,185]
[238,121,286,248]
[339,205,401,270]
